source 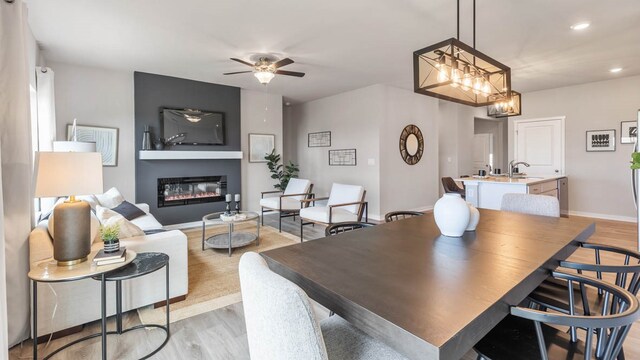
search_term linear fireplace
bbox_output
[157,176,227,208]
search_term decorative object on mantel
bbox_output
[225,194,232,215]
[249,133,275,162]
[34,152,104,265]
[621,121,637,144]
[434,193,471,237]
[223,55,305,85]
[66,124,119,166]
[265,149,300,190]
[399,124,424,165]
[487,90,522,118]
[142,125,152,150]
[466,203,480,231]
[586,129,616,152]
[329,149,357,166]
[308,131,331,147]
[413,0,512,108]
[100,223,121,253]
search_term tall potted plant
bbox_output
[265,149,300,191]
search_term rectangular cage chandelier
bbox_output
[413,0,514,108]
[487,90,521,117]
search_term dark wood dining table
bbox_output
[261,209,595,360]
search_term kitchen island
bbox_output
[456,175,568,215]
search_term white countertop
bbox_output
[455,175,566,186]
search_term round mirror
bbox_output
[399,124,424,165]
[406,134,419,156]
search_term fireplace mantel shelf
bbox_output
[139,150,243,160]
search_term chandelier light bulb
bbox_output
[472,75,483,94]
[437,65,449,83]
[482,77,491,95]
[450,61,462,88]
[461,65,472,91]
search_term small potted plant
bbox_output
[100,224,120,253]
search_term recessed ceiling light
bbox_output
[570,22,590,31]
[610,67,623,73]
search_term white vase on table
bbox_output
[434,193,470,237]
[466,203,480,231]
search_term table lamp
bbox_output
[34,152,103,265]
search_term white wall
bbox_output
[380,86,440,214]
[289,85,384,218]
[50,62,136,200]
[287,85,465,219]
[509,75,640,220]
[241,89,283,213]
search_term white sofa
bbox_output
[29,203,188,337]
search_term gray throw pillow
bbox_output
[111,201,146,221]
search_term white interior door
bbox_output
[473,133,493,173]
[514,117,564,175]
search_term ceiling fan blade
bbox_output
[230,58,255,67]
[223,71,253,75]
[273,58,294,68]
[275,70,305,77]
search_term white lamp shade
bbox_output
[53,141,96,152]
[34,152,104,197]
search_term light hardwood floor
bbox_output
[9,213,639,360]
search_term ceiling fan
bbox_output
[223,57,305,85]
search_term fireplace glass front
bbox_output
[157,176,227,207]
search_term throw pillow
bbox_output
[47,204,100,245]
[100,214,145,239]
[95,187,125,208]
[111,201,145,221]
[96,205,120,224]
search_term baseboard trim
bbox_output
[568,210,636,223]
[154,294,187,309]
[35,324,84,343]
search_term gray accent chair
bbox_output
[239,252,407,360]
[500,193,560,217]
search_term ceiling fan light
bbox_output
[254,71,275,84]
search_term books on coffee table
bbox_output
[93,248,126,266]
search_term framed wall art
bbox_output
[308,131,331,147]
[586,129,616,152]
[329,149,357,166]
[249,133,275,162]
[621,121,637,144]
[66,124,118,166]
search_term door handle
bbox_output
[555,169,559,173]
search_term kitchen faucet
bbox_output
[508,160,530,178]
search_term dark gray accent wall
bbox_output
[134,72,241,225]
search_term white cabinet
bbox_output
[528,180,558,197]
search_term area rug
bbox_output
[138,223,300,324]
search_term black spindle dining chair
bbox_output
[384,211,424,223]
[474,271,640,360]
[324,222,375,237]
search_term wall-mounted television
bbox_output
[162,108,225,145]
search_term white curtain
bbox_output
[0,0,35,348]
[35,67,57,214]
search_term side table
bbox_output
[28,250,137,360]
[91,252,171,360]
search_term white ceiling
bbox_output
[26,0,640,104]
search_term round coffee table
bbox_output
[202,211,260,256]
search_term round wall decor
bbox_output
[399,124,424,165]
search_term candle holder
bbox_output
[224,200,232,215]
[234,200,241,214]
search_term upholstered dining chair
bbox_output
[500,193,560,217]
[260,178,313,232]
[325,222,375,236]
[384,211,424,223]
[239,252,407,360]
[441,177,465,198]
[474,271,640,360]
[298,183,368,241]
